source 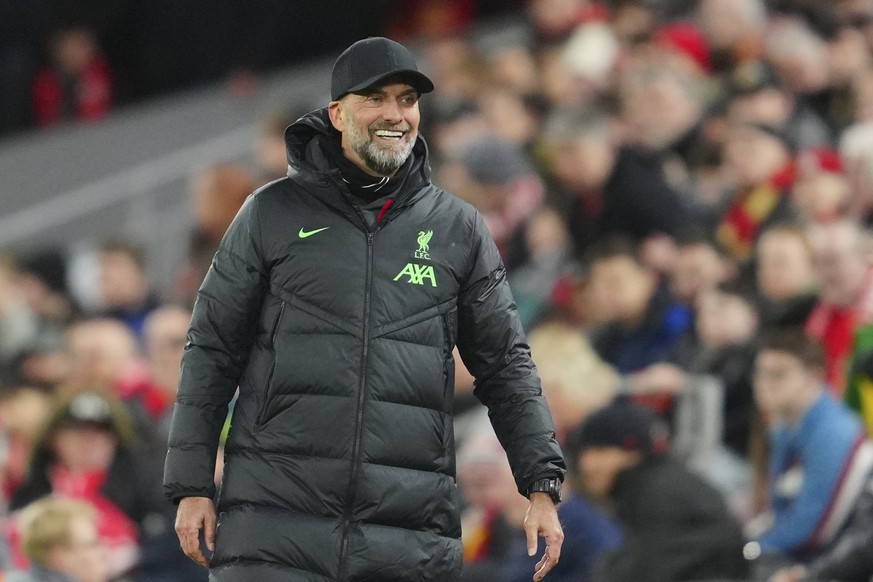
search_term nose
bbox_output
[380,99,403,123]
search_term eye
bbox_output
[365,94,383,104]
[400,94,419,106]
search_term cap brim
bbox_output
[343,69,434,98]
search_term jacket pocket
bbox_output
[441,305,458,403]
[441,305,458,350]
[255,300,286,429]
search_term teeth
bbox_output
[375,130,403,138]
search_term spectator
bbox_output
[31,26,112,128]
[716,121,797,264]
[0,387,52,507]
[669,228,737,308]
[476,87,544,149]
[618,63,707,175]
[440,136,545,271]
[726,60,832,152]
[508,206,573,327]
[7,497,108,582]
[9,392,148,577]
[141,304,191,438]
[570,400,749,582]
[0,255,40,372]
[804,219,873,395]
[61,319,146,400]
[457,421,621,582]
[585,237,691,373]
[769,472,873,582]
[746,329,873,572]
[755,223,819,329]
[171,164,256,307]
[763,16,836,138]
[639,279,759,458]
[526,0,609,45]
[792,148,852,223]
[527,321,619,445]
[538,108,690,259]
[698,0,768,71]
[95,241,159,339]
[15,250,76,334]
[457,426,534,582]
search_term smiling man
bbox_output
[164,37,565,582]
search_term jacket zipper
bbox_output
[338,231,375,579]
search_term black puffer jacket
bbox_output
[163,109,565,582]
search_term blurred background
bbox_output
[3,0,873,581]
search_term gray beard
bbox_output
[345,119,415,176]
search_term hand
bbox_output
[523,492,564,582]
[175,496,216,567]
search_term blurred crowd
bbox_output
[4,0,873,580]
[0,0,519,138]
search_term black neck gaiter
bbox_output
[324,134,412,203]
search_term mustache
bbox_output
[369,123,412,132]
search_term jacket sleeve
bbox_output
[456,211,566,495]
[163,194,269,503]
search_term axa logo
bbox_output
[393,263,437,287]
[395,229,437,287]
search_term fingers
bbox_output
[531,524,563,582]
[177,520,210,567]
[524,522,538,556]
[204,506,217,552]
[175,497,216,568]
[533,539,561,582]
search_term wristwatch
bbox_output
[526,478,562,504]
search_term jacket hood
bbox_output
[284,107,433,191]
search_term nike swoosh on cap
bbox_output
[298,227,330,238]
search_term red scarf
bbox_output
[717,164,795,262]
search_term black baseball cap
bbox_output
[331,37,434,101]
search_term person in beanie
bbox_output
[569,400,748,582]
[165,36,565,582]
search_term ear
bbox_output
[328,101,345,132]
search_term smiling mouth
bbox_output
[373,129,405,140]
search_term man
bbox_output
[804,219,873,395]
[585,236,691,374]
[7,497,109,582]
[717,121,796,265]
[570,400,748,582]
[538,108,690,261]
[164,37,565,582]
[747,329,873,567]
